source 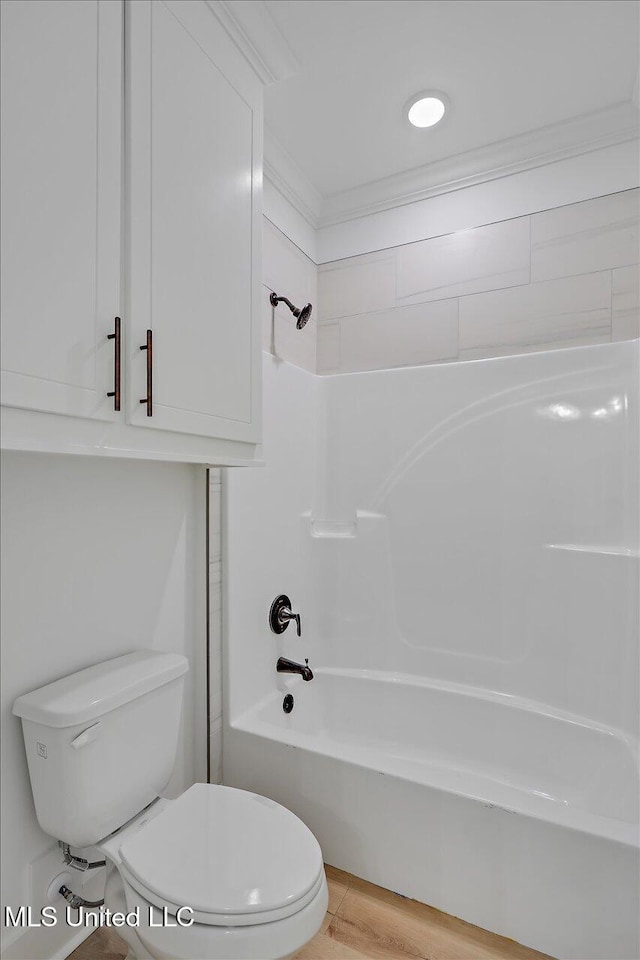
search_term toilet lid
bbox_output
[118,783,324,926]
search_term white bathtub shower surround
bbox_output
[314,339,639,737]
[233,670,638,847]
[225,341,639,960]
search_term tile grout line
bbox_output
[318,266,619,327]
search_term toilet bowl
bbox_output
[13,651,327,959]
[98,784,328,960]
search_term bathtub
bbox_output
[225,668,640,960]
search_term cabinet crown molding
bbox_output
[206,0,299,85]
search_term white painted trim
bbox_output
[0,925,92,960]
[264,101,639,237]
[205,0,299,85]
[0,406,264,466]
[320,102,639,226]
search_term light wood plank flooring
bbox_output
[69,864,553,960]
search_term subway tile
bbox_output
[208,494,221,552]
[397,216,530,305]
[459,271,611,359]
[209,532,221,561]
[209,567,222,728]
[209,487,221,531]
[209,621,222,723]
[209,679,222,731]
[612,264,640,342]
[531,189,639,282]
[210,584,222,614]
[459,335,611,361]
[339,300,458,373]
[209,716,223,784]
[317,322,341,374]
[318,250,396,321]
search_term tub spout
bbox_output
[276,657,313,681]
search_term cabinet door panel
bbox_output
[128,0,260,441]
[0,0,122,420]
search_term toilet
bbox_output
[13,651,328,960]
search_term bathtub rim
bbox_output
[231,666,639,851]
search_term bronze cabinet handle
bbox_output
[139,329,152,416]
[106,316,121,411]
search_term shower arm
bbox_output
[269,293,295,311]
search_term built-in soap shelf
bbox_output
[304,510,386,539]
[547,543,640,558]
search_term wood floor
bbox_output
[69,864,552,960]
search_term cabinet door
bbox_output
[1,0,122,421]
[127,0,261,442]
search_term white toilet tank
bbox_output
[13,651,188,848]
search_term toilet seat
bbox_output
[118,783,324,927]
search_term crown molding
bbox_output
[206,0,299,85]
[318,102,639,227]
[264,133,323,227]
[265,103,639,233]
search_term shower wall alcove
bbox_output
[223,340,639,960]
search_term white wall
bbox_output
[1,453,206,959]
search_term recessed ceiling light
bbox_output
[407,93,446,128]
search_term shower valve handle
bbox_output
[269,595,302,636]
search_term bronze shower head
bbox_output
[269,292,313,329]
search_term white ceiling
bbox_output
[263,0,639,201]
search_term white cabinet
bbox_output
[1,0,263,463]
[127,0,261,443]
[0,0,122,422]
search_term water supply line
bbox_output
[58,885,105,910]
[59,841,106,872]
[58,841,107,908]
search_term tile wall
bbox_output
[262,217,318,372]
[208,467,223,783]
[317,188,640,373]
